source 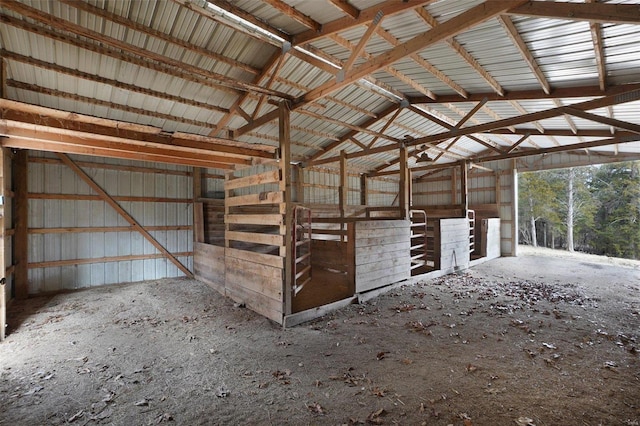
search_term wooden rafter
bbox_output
[298,1,527,105]
[1,1,292,99]
[497,15,551,95]
[261,0,321,32]
[57,153,193,278]
[9,80,221,129]
[294,0,433,45]
[562,108,640,134]
[59,0,260,76]
[328,0,359,20]
[304,104,400,165]
[553,99,578,134]
[486,128,635,138]
[586,0,607,91]
[505,133,531,154]
[508,1,640,25]
[409,83,640,104]
[368,109,402,149]
[340,11,384,76]
[414,7,503,96]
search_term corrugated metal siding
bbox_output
[26,152,193,293]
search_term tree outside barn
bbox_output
[519,161,640,259]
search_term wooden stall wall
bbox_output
[223,163,285,324]
[354,220,410,293]
[438,218,471,272]
[26,151,193,293]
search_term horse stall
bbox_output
[191,155,505,326]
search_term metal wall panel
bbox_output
[26,152,193,293]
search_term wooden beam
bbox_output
[1,1,292,99]
[340,11,384,76]
[297,1,526,104]
[339,150,348,218]
[59,0,259,76]
[360,174,368,206]
[399,145,409,219]
[0,148,6,340]
[460,160,468,213]
[2,50,230,114]
[29,252,193,269]
[587,0,607,91]
[279,102,292,317]
[262,0,321,31]
[486,128,635,138]
[305,104,399,165]
[504,133,531,154]
[13,150,28,299]
[57,153,193,278]
[497,15,550,95]
[508,1,640,24]
[294,0,432,45]
[329,0,359,19]
[368,109,402,149]
[408,82,640,104]
[0,58,6,99]
[414,7,502,96]
[562,108,640,134]
[408,87,640,148]
[0,100,276,158]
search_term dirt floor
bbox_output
[1,246,639,425]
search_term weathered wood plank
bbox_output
[225,214,283,226]
[226,230,284,246]
[226,247,284,268]
[355,219,410,230]
[225,169,280,190]
[226,191,283,207]
[355,248,410,267]
[225,282,282,324]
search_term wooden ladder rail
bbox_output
[409,209,428,275]
[468,209,476,254]
[292,205,312,296]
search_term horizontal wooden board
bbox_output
[225,169,280,190]
[226,230,284,246]
[225,268,282,301]
[226,191,283,207]
[356,264,410,293]
[354,233,410,248]
[354,241,408,256]
[355,248,410,267]
[226,247,284,268]
[355,220,410,230]
[225,283,282,324]
[225,214,283,226]
[226,256,283,280]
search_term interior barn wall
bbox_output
[412,169,455,207]
[366,177,399,207]
[26,151,193,294]
[482,160,517,256]
[439,218,470,271]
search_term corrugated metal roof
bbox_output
[1,0,640,174]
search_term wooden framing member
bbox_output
[399,145,409,219]
[0,147,6,340]
[460,160,468,213]
[13,149,28,299]
[279,101,293,316]
[56,153,193,278]
[339,150,348,219]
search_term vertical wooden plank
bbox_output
[495,172,501,206]
[279,102,292,318]
[460,160,468,214]
[451,167,457,205]
[193,167,204,243]
[346,222,355,294]
[0,148,6,340]
[294,165,304,203]
[360,173,368,206]
[14,150,28,299]
[399,145,409,219]
[0,58,6,99]
[510,161,518,256]
[339,150,347,219]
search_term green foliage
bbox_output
[518,161,640,259]
[589,162,640,258]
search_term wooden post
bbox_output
[360,173,368,206]
[14,149,28,299]
[0,58,6,98]
[399,145,409,219]
[510,160,518,256]
[193,167,204,243]
[339,150,347,219]
[460,160,468,215]
[451,167,457,205]
[294,165,304,203]
[0,148,6,340]
[279,102,293,317]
